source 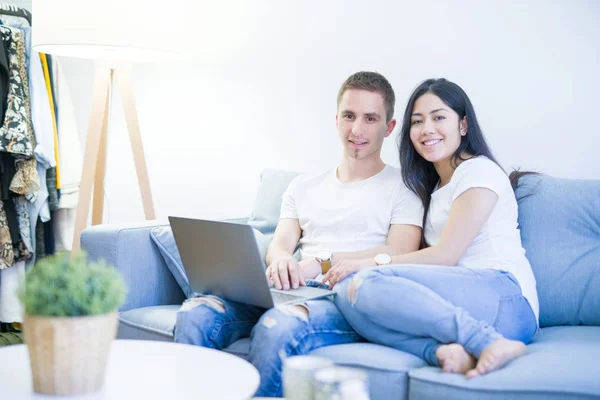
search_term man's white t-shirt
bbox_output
[280,165,424,261]
[425,157,540,322]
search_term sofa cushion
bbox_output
[149,225,271,299]
[515,174,600,327]
[118,305,179,342]
[408,326,600,400]
[311,343,427,400]
[247,169,299,236]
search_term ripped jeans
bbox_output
[174,282,362,397]
[333,265,538,366]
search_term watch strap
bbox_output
[320,259,332,274]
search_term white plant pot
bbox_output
[23,311,118,395]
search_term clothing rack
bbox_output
[0,3,69,326]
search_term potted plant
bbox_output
[18,252,127,395]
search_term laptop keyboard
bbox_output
[271,291,304,304]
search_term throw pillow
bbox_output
[247,169,299,235]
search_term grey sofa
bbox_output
[81,170,600,400]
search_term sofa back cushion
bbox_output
[247,169,300,237]
[516,174,600,327]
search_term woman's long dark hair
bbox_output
[398,78,501,247]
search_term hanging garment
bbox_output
[43,168,58,255]
[23,28,54,170]
[0,153,20,252]
[46,167,58,212]
[10,25,39,197]
[5,26,34,264]
[0,4,31,26]
[13,196,32,259]
[51,59,83,252]
[0,33,8,128]
[39,53,61,191]
[0,260,25,323]
[25,164,49,268]
[0,26,34,268]
[0,25,39,197]
[22,27,53,267]
[0,26,33,157]
[52,208,75,252]
[0,7,34,324]
[0,198,14,268]
[34,218,45,258]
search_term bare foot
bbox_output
[436,344,476,374]
[466,338,526,379]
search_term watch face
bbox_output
[316,251,332,261]
[375,253,391,265]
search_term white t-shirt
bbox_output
[425,157,540,322]
[280,165,424,261]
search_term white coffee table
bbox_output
[0,339,259,399]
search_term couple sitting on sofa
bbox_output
[174,71,539,397]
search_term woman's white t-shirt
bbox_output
[280,165,424,261]
[425,157,540,322]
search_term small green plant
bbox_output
[19,252,127,317]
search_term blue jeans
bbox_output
[174,283,362,397]
[334,265,538,366]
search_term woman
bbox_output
[322,78,539,378]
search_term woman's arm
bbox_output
[323,187,498,287]
[391,187,498,266]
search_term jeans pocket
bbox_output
[494,295,537,344]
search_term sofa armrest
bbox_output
[81,220,186,312]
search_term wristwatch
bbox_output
[315,251,333,274]
[374,253,391,266]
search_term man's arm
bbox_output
[265,218,303,290]
[265,218,301,264]
[334,223,421,261]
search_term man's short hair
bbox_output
[337,71,395,123]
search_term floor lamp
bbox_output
[31,0,185,252]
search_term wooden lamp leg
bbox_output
[117,66,156,220]
[71,65,111,253]
[71,64,156,254]
[91,70,113,226]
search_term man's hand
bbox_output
[266,258,306,290]
[321,258,373,289]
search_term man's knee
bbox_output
[255,305,309,338]
[178,295,227,313]
[175,296,226,344]
[278,304,309,321]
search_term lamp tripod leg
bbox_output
[91,70,112,226]
[71,66,111,254]
[117,67,156,220]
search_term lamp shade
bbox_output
[31,0,186,62]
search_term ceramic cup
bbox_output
[283,355,334,400]
[313,366,369,400]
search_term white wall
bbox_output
[12,0,600,224]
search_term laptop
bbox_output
[169,217,335,308]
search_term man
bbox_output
[175,71,423,397]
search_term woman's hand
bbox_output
[321,258,374,289]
